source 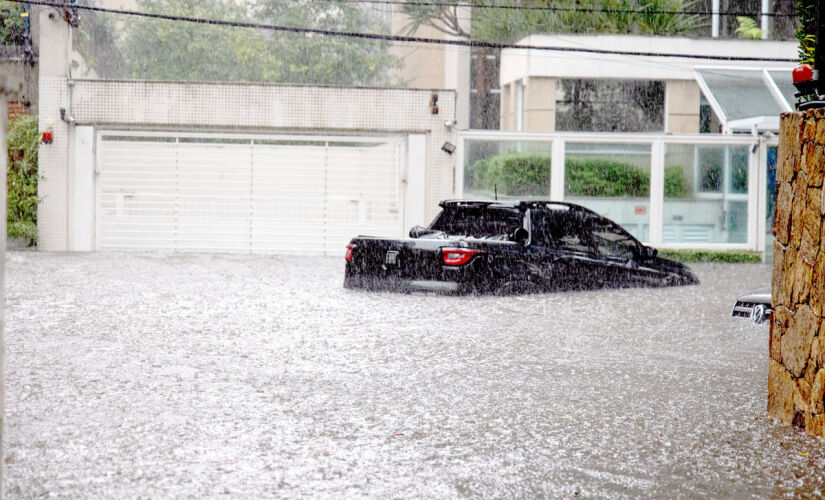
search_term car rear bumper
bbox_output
[344,275,464,294]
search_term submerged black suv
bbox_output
[344,200,698,294]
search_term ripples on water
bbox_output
[4,252,824,498]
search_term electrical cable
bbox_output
[318,0,797,18]
[13,0,798,62]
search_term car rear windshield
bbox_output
[430,207,524,239]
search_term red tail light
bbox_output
[345,245,354,262]
[441,247,484,266]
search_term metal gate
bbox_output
[96,132,406,254]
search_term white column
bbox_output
[550,138,565,201]
[649,140,664,246]
[70,126,95,251]
[712,0,720,38]
[404,134,427,230]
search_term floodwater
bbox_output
[4,252,824,498]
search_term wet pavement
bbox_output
[4,251,824,498]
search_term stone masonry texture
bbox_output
[771,110,825,438]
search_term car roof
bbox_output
[438,199,597,215]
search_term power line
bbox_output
[323,0,797,18]
[13,0,798,63]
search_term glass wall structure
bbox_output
[663,144,749,244]
[462,139,552,201]
[457,132,766,252]
[564,142,652,242]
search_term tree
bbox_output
[796,0,815,64]
[0,1,25,47]
[6,115,39,243]
[77,0,400,86]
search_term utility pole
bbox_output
[0,75,7,500]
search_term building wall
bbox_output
[389,7,470,129]
[500,76,699,133]
[38,80,457,251]
[665,80,700,134]
[769,110,825,438]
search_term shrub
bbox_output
[469,153,687,198]
[566,159,648,197]
[471,153,550,196]
[656,249,763,263]
[7,115,39,244]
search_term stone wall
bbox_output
[770,110,825,438]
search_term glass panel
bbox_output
[663,144,750,244]
[555,79,664,132]
[462,140,552,200]
[697,69,786,121]
[766,146,778,262]
[767,70,796,110]
[564,142,652,242]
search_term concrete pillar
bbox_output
[523,76,556,132]
[499,81,518,131]
[665,80,700,134]
[37,6,73,251]
[443,5,471,130]
[769,110,825,438]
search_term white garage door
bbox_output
[96,132,406,254]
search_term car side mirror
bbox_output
[511,227,529,245]
[409,225,428,238]
[643,246,658,258]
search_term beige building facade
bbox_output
[499,34,798,134]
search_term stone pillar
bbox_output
[770,110,825,438]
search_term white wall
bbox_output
[39,79,458,251]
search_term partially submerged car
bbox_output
[344,200,698,294]
[731,286,772,324]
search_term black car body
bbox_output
[344,200,699,294]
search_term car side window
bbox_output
[532,211,591,253]
[590,218,638,260]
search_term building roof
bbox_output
[500,34,797,83]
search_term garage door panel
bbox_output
[97,133,405,254]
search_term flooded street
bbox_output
[4,251,824,498]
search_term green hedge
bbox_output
[469,153,686,198]
[7,115,39,244]
[656,249,763,263]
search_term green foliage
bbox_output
[78,0,401,86]
[796,0,816,64]
[734,17,762,40]
[657,249,762,263]
[6,115,39,243]
[0,1,25,46]
[469,153,687,198]
[664,166,686,198]
[403,0,703,45]
[471,153,550,196]
[566,159,649,197]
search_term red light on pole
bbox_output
[794,64,815,84]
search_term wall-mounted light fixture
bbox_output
[441,141,456,155]
[430,93,439,115]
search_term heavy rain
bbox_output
[4,252,825,498]
[2,0,822,498]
